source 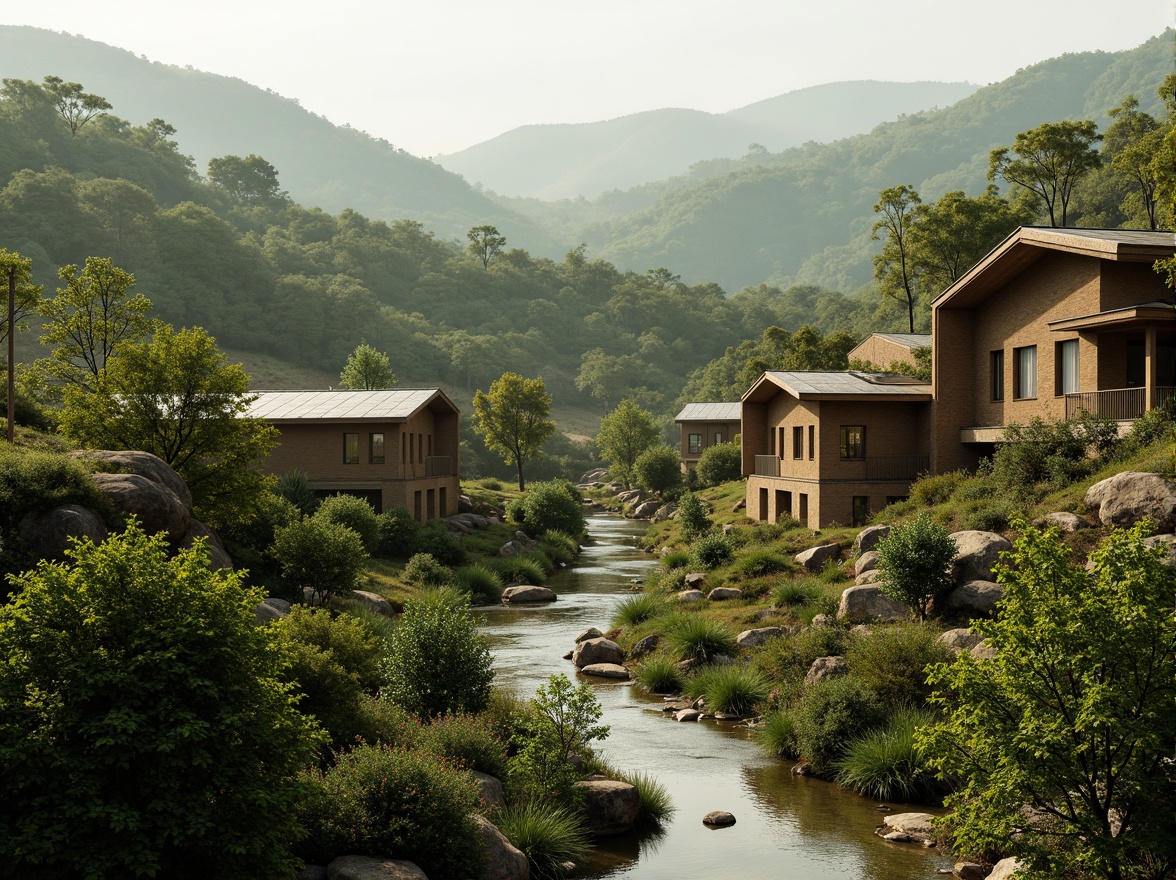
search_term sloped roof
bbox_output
[869,332,932,349]
[249,389,457,422]
[743,371,932,403]
[675,402,741,422]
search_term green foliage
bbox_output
[918,522,1176,878]
[381,590,494,718]
[494,803,592,880]
[410,521,466,565]
[634,444,683,496]
[415,712,507,779]
[208,153,287,203]
[467,224,506,268]
[991,414,1121,496]
[695,441,742,487]
[758,711,798,759]
[634,656,684,694]
[339,341,396,390]
[686,664,771,716]
[1122,403,1175,453]
[473,373,555,491]
[835,706,939,801]
[909,469,969,506]
[751,625,853,697]
[597,399,660,489]
[279,606,383,694]
[613,592,668,627]
[538,530,578,565]
[613,768,676,829]
[733,547,791,579]
[676,491,711,540]
[314,493,379,551]
[297,743,484,880]
[790,677,886,775]
[876,514,957,621]
[0,247,42,359]
[872,184,922,332]
[454,563,504,604]
[271,516,368,604]
[660,549,691,570]
[0,523,321,879]
[844,623,952,708]
[275,469,318,516]
[218,492,300,589]
[665,614,737,662]
[402,552,454,588]
[375,506,420,558]
[490,553,548,586]
[989,119,1102,226]
[513,479,586,539]
[691,532,734,569]
[772,579,821,608]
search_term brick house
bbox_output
[848,332,931,371]
[931,227,1176,474]
[675,402,741,469]
[742,371,932,528]
[249,389,460,521]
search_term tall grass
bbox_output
[772,579,820,608]
[758,711,797,759]
[664,615,737,662]
[634,657,683,694]
[490,555,548,585]
[660,550,691,570]
[733,548,792,579]
[539,531,578,565]
[455,564,504,605]
[612,593,667,627]
[614,769,675,828]
[834,706,939,801]
[495,802,592,880]
[685,664,771,716]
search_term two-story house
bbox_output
[675,402,741,470]
[249,389,461,521]
[742,371,932,528]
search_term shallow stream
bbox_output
[479,512,952,880]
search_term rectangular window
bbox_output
[852,496,870,527]
[688,433,702,455]
[409,432,415,463]
[370,432,385,464]
[1014,345,1037,399]
[401,432,407,464]
[840,425,865,460]
[343,432,359,464]
[808,425,815,461]
[778,427,786,459]
[792,425,803,460]
[714,432,724,445]
[991,350,1005,401]
[1057,339,1079,395]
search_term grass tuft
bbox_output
[634,657,683,694]
[834,706,939,801]
[685,664,771,716]
[495,802,592,880]
[664,614,737,663]
[612,593,668,627]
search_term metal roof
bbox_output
[746,371,932,401]
[869,333,931,349]
[248,389,456,422]
[675,402,741,422]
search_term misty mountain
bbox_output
[435,81,977,199]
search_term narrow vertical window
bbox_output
[991,350,1005,401]
[343,432,359,464]
[792,425,803,460]
[688,433,702,455]
[808,425,815,461]
[370,432,385,464]
[1014,345,1037,399]
[1058,339,1079,395]
[714,432,724,445]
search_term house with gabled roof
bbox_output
[675,402,741,469]
[848,332,931,371]
[249,389,460,521]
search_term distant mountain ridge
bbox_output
[435,81,978,199]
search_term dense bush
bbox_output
[614,768,676,829]
[734,547,791,578]
[695,441,742,487]
[382,590,494,717]
[512,480,586,539]
[660,549,691,570]
[752,625,853,695]
[790,677,885,774]
[664,614,737,662]
[298,744,484,880]
[692,532,734,569]
[375,506,420,557]
[455,563,504,604]
[411,521,466,565]
[219,492,300,588]
[686,664,771,715]
[676,491,711,540]
[403,552,455,588]
[990,413,1119,495]
[835,706,939,801]
[634,444,683,496]
[909,469,969,507]
[495,803,592,880]
[876,514,957,621]
[416,712,508,778]
[275,469,318,516]
[314,493,379,551]
[272,516,368,604]
[772,579,821,608]
[845,623,951,708]
[0,523,321,879]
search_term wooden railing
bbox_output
[865,455,929,481]
[754,455,780,477]
[424,456,453,478]
[1063,387,1176,420]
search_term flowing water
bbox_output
[479,513,953,880]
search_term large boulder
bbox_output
[854,524,891,555]
[326,856,428,880]
[837,585,908,624]
[805,655,848,684]
[632,500,662,519]
[794,542,841,572]
[937,628,985,656]
[1085,471,1176,533]
[987,858,1024,880]
[938,580,1004,620]
[179,519,233,570]
[501,585,557,604]
[254,597,291,624]
[580,663,630,679]
[17,503,107,562]
[573,779,639,836]
[77,449,194,510]
[350,589,397,617]
[949,530,1011,584]
[472,771,507,810]
[879,811,936,845]
[707,587,742,601]
[677,589,705,603]
[90,472,191,543]
[1044,511,1087,532]
[855,550,881,576]
[573,637,624,668]
[473,814,529,880]
[736,626,784,648]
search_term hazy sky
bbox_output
[4,0,1174,155]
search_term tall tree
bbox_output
[0,249,43,441]
[41,75,112,136]
[466,225,505,269]
[988,120,1102,227]
[207,154,287,204]
[339,342,396,390]
[596,399,659,489]
[1103,96,1165,230]
[472,372,555,491]
[871,185,922,333]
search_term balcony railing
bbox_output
[865,455,929,482]
[1064,387,1176,421]
[754,455,780,477]
[424,456,453,478]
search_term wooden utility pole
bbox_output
[6,264,14,443]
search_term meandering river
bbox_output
[479,513,953,880]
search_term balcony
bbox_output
[865,455,929,481]
[754,455,780,477]
[424,456,454,478]
[1064,387,1176,421]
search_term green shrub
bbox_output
[791,677,885,774]
[298,744,484,880]
[962,498,1019,532]
[513,480,585,539]
[505,496,526,524]
[845,624,951,709]
[491,554,548,585]
[403,552,455,588]
[416,712,508,778]
[818,559,848,583]
[660,550,691,570]
[219,492,300,589]
[695,441,742,487]
[0,523,322,879]
[375,506,420,558]
[734,548,791,579]
[772,580,820,608]
[876,514,957,621]
[614,768,675,828]
[495,803,591,880]
[1123,405,1175,452]
[278,605,383,693]
[538,530,578,565]
[991,414,1120,494]
[382,591,494,717]
[275,469,318,516]
[455,564,503,604]
[411,521,466,566]
[676,491,711,540]
[315,493,379,551]
[686,664,771,716]
[271,516,368,604]
[351,695,417,747]
[635,657,683,694]
[692,532,733,569]
[481,478,504,491]
[613,592,667,627]
[634,445,683,496]
[752,626,853,694]
[909,469,968,507]
[834,706,939,801]
[665,614,737,662]
[758,711,798,758]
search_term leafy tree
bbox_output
[918,522,1176,879]
[36,256,153,394]
[596,399,659,489]
[339,341,396,390]
[695,441,742,487]
[314,493,379,551]
[207,154,287,203]
[0,522,322,879]
[988,120,1102,227]
[41,75,112,135]
[634,445,683,496]
[473,372,556,491]
[57,325,278,529]
[510,479,586,538]
[271,516,368,604]
[875,514,957,621]
[466,224,506,269]
[872,185,922,333]
[676,491,711,540]
[1103,96,1164,230]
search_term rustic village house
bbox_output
[674,402,741,470]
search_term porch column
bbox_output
[1145,324,1157,411]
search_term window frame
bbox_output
[792,425,803,460]
[840,425,866,460]
[1013,345,1037,400]
[370,432,385,464]
[343,432,359,465]
[808,425,815,461]
[687,433,703,455]
[1056,339,1079,396]
[991,349,1005,401]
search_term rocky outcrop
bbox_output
[949,530,1010,584]
[794,542,840,572]
[684,572,707,588]
[78,449,194,510]
[473,814,529,880]
[179,519,233,570]
[954,862,987,880]
[736,627,784,648]
[877,811,936,845]
[17,503,107,562]
[501,585,557,604]
[986,857,1024,880]
[1085,471,1176,533]
[573,637,624,668]
[326,856,428,880]
[938,628,985,656]
[573,779,639,836]
[91,472,191,544]
[855,550,881,576]
[805,656,848,684]
[939,580,1004,619]
[254,597,291,624]
[854,524,891,555]
[473,771,507,810]
[350,589,398,617]
[837,585,907,624]
[629,634,660,657]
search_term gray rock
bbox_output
[805,655,848,684]
[473,814,529,880]
[684,572,707,587]
[1044,511,1087,532]
[854,524,891,555]
[881,811,935,843]
[472,771,506,810]
[254,597,291,624]
[855,569,884,585]
[78,449,194,510]
[949,530,1010,584]
[501,585,557,604]
[675,708,701,722]
[1144,534,1176,569]
[573,779,639,836]
[575,627,605,643]
[707,587,743,601]
[794,542,841,572]
[939,580,1004,619]
[937,628,985,655]
[954,862,987,880]
[702,810,736,827]
[580,663,630,679]
[970,639,997,661]
[1085,471,1176,533]
[736,626,784,648]
[573,637,624,668]
[855,550,881,576]
[91,472,191,543]
[632,499,662,519]
[326,856,428,880]
[651,503,677,523]
[629,634,660,657]
[837,584,908,624]
[349,589,395,617]
[810,613,837,628]
[677,589,705,603]
[986,857,1024,880]
[179,519,233,570]
[17,503,107,562]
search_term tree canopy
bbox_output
[339,341,396,390]
[989,120,1102,227]
[596,399,660,489]
[473,372,556,490]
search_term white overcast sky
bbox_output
[4,0,1175,155]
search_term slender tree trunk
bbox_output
[517,460,525,492]
[7,267,14,444]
